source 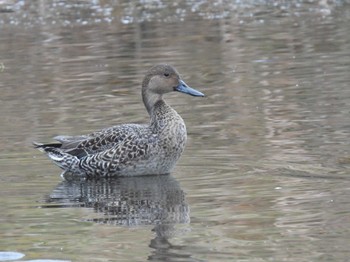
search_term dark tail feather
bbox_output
[33,141,87,159]
[33,141,80,171]
[33,141,62,149]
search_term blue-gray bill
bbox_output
[175,80,205,97]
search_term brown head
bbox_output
[142,64,204,114]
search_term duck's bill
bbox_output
[175,80,205,97]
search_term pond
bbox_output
[1,1,350,261]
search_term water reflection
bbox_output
[43,175,191,260]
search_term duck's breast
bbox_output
[151,111,187,173]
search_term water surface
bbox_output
[1,1,350,261]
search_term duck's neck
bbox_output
[142,91,179,131]
[149,99,177,133]
[142,88,183,133]
[142,89,163,116]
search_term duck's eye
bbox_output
[164,73,170,77]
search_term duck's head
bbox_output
[142,64,204,113]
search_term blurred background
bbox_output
[1,1,350,261]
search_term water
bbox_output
[1,1,350,261]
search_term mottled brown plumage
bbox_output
[34,64,204,178]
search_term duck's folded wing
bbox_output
[54,124,149,158]
[80,131,152,173]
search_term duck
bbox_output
[34,64,205,178]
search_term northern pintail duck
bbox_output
[34,64,204,178]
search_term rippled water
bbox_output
[1,1,350,261]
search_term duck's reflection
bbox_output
[44,175,191,260]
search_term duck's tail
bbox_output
[33,142,80,172]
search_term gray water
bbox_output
[1,1,350,261]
